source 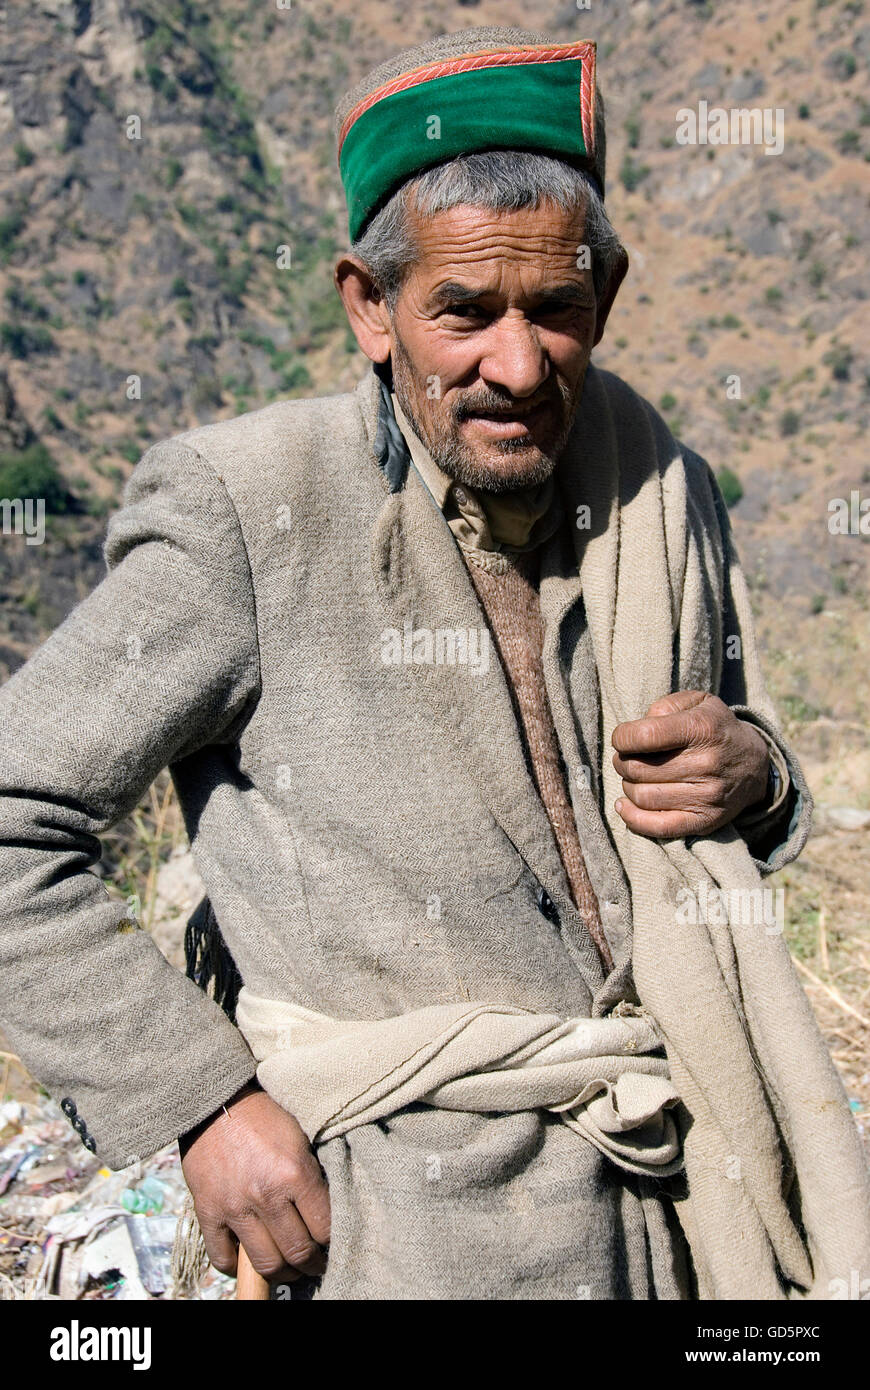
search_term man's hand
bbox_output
[179,1081,331,1285]
[610,690,770,840]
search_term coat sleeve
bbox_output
[0,436,261,1168]
[681,444,814,878]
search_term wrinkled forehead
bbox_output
[403,201,593,294]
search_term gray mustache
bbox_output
[453,397,560,420]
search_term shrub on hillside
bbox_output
[0,444,71,513]
[716,465,743,508]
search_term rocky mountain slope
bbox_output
[0,0,867,737]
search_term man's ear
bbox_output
[334,255,392,363]
[592,245,629,347]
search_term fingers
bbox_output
[249,1105,331,1248]
[615,770,728,839]
[611,711,698,757]
[619,779,726,812]
[644,690,709,718]
[200,1215,242,1278]
[200,1206,322,1284]
[287,1149,332,1248]
[194,1167,329,1282]
[612,746,718,783]
[611,692,721,757]
[231,1216,306,1285]
[615,795,726,840]
[251,1178,329,1276]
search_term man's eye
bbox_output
[537,300,584,317]
[440,301,588,322]
[444,303,485,319]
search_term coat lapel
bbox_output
[370,463,573,911]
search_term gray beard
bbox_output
[412,424,558,494]
[389,338,579,496]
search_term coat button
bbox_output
[60,1097,77,1118]
[536,885,560,925]
[82,1134,97,1154]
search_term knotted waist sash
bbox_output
[234,992,683,1178]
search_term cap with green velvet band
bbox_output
[338,41,599,243]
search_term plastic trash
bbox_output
[126,1215,176,1295]
[120,1175,165,1215]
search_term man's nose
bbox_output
[477,319,549,399]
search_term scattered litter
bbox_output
[76,1220,149,1300]
[127,1216,176,1295]
[0,1147,40,1196]
[121,1175,165,1214]
[1,1191,82,1221]
[0,1095,236,1300]
[45,1205,127,1243]
[0,1101,25,1132]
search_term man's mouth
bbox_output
[460,401,551,437]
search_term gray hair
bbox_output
[353,150,624,310]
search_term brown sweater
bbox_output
[464,548,614,974]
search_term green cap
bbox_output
[336,36,601,243]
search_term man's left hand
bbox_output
[611,690,770,840]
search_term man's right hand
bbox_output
[179,1081,331,1285]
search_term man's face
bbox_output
[387,200,600,494]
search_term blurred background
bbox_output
[0,0,867,1297]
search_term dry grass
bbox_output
[98,770,188,935]
[778,827,870,1150]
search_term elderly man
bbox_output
[0,28,867,1302]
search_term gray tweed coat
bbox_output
[0,364,811,1297]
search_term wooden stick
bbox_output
[236,1246,270,1301]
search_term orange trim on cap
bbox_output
[338,41,597,160]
